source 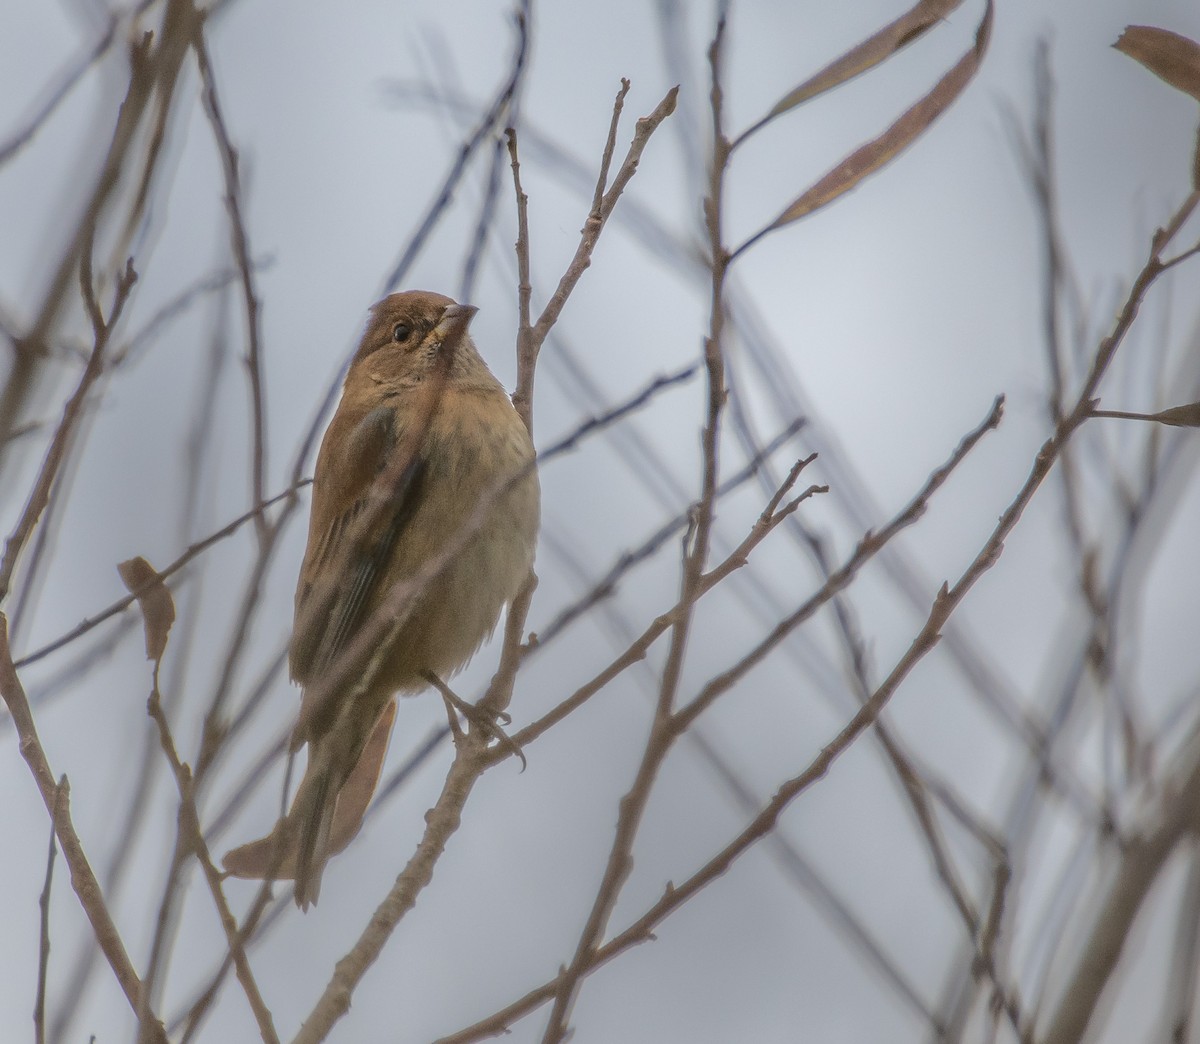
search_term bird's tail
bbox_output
[292,767,336,908]
[222,698,398,909]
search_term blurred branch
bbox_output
[146,669,279,1043]
[289,77,682,1039]
[192,18,269,537]
[459,132,510,304]
[0,0,192,462]
[0,13,121,167]
[1042,730,1200,1044]
[288,364,690,1043]
[13,479,307,669]
[537,33,752,1021]
[1162,841,1200,1043]
[446,391,1005,1042]
[380,2,531,296]
[1016,47,1137,800]
[112,262,260,367]
[531,416,805,649]
[33,775,64,1044]
[0,256,136,605]
[0,615,166,1041]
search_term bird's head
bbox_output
[349,290,490,388]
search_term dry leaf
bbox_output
[755,0,993,238]
[1115,26,1200,102]
[117,556,175,663]
[1152,402,1200,427]
[759,0,965,122]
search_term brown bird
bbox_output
[223,291,539,907]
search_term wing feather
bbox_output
[290,403,429,742]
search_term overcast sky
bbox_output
[2,1,1200,1042]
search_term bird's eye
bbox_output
[392,323,412,343]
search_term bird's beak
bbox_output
[434,303,478,339]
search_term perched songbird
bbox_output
[223,291,539,907]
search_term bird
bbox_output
[223,290,540,907]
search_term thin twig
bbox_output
[591,79,630,214]
[147,676,280,1043]
[290,743,488,1044]
[505,127,535,431]
[0,257,136,604]
[34,775,65,1044]
[0,25,158,460]
[0,616,165,1041]
[440,394,1005,1043]
[380,4,531,294]
[192,22,269,540]
[290,84,679,1044]
[510,79,677,426]
[14,480,307,669]
[528,86,678,354]
[291,362,696,750]
[0,15,120,166]
[531,417,806,648]
[538,37,719,1038]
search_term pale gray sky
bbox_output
[2,1,1199,1042]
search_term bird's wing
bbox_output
[289,404,427,741]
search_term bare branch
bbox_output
[0,14,120,166]
[147,677,280,1043]
[34,775,65,1044]
[13,480,308,670]
[0,615,165,1041]
[1042,734,1200,1044]
[0,257,137,604]
[192,21,269,537]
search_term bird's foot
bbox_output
[421,670,526,770]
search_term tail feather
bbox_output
[221,698,398,910]
[293,770,336,909]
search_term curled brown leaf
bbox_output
[746,0,965,139]
[1114,26,1200,102]
[737,0,993,254]
[117,556,175,664]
